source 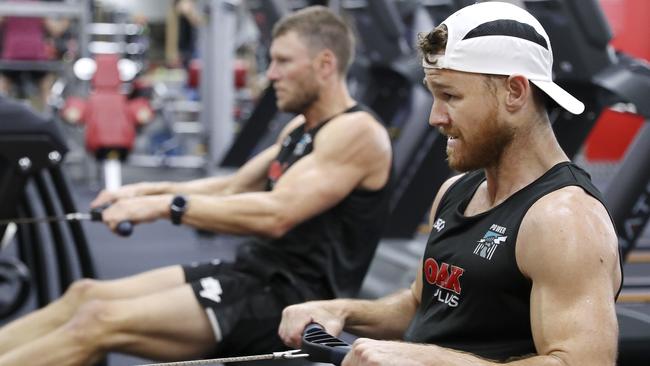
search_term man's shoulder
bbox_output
[319,109,388,143]
[310,108,391,191]
[525,186,610,227]
[517,185,618,275]
[335,107,381,125]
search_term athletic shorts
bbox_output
[183,259,311,357]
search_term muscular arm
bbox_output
[92,117,302,208]
[179,112,391,236]
[342,286,420,339]
[101,112,391,236]
[512,188,621,365]
[343,187,621,366]
[175,145,279,195]
[91,143,276,207]
[280,286,419,348]
[174,116,305,195]
[279,175,460,347]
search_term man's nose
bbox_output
[428,100,449,127]
[266,62,279,81]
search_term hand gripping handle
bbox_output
[301,323,351,365]
[90,204,134,237]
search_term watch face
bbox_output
[171,195,187,225]
[172,195,187,208]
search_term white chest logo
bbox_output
[433,218,446,232]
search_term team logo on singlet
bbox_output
[293,133,312,156]
[282,135,292,147]
[424,257,464,308]
[473,224,508,260]
[433,218,446,232]
[268,160,288,182]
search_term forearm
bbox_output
[115,180,217,197]
[423,347,564,366]
[337,288,418,340]
[181,192,289,236]
[173,175,239,195]
[344,341,568,366]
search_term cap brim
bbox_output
[530,80,585,115]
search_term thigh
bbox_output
[86,265,186,300]
[99,284,217,361]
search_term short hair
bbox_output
[417,24,448,66]
[272,6,355,75]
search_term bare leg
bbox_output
[0,265,185,355]
[36,72,56,112]
[0,284,215,366]
[0,75,13,97]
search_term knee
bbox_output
[61,300,118,345]
[49,279,102,322]
[62,279,100,306]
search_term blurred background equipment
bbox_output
[0,0,90,111]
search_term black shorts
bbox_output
[183,259,308,357]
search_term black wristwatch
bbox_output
[170,195,188,225]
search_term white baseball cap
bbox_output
[422,1,585,115]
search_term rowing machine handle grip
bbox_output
[301,323,351,365]
[90,205,134,237]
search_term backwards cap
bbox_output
[422,1,584,114]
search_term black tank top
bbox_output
[236,104,392,299]
[404,162,621,361]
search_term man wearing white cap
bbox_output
[279,2,622,365]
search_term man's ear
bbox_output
[315,49,337,78]
[504,75,530,112]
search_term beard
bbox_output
[276,78,320,114]
[446,106,515,172]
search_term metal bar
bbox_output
[128,154,207,169]
[0,61,63,72]
[77,0,91,58]
[137,350,308,366]
[627,250,650,264]
[88,23,142,36]
[0,1,84,17]
[0,213,88,226]
[202,0,237,173]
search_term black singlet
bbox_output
[404,162,622,361]
[235,104,392,299]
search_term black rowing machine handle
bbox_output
[90,204,134,237]
[301,323,351,365]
